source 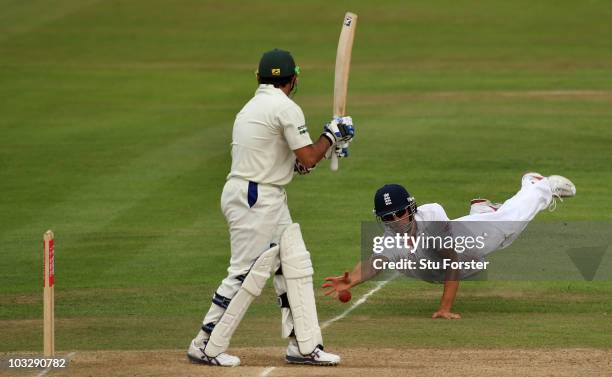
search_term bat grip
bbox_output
[330,152,339,171]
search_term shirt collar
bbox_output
[256,84,285,95]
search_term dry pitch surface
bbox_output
[3,348,611,377]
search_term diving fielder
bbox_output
[188,49,353,366]
[323,172,576,319]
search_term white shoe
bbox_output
[548,175,576,198]
[285,340,340,366]
[187,339,240,367]
[469,198,502,215]
[546,175,576,211]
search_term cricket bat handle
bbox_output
[329,112,343,172]
[330,151,339,171]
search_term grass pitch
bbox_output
[1,0,611,356]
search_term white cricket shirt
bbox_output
[377,203,488,282]
[227,84,313,186]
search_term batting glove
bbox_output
[322,116,355,145]
[336,141,350,158]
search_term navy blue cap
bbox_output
[374,184,416,216]
[258,49,296,79]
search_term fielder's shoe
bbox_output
[285,341,340,366]
[548,175,576,198]
[469,198,502,215]
[187,339,240,367]
[546,174,576,211]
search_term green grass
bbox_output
[1,0,612,352]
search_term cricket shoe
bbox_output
[187,339,240,367]
[285,341,340,366]
[469,198,502,215]
[547,175,576,211]
[548,175,576,198]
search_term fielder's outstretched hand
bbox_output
[322,272,351,298]
[432,309,461,320]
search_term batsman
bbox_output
[187,49,353,367]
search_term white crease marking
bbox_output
[259,366,275,376]
[35,352,76,377]
[321,274,397,329]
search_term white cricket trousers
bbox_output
[199,177,293,339]
[453,175,554,257]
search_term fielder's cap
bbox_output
[257,48,298,79]
[374,184,415,216]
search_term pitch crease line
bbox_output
[35,352,76,377]
[321,274,397,329]
[259,366,275,376]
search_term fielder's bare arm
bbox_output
[323,172,576,319]
[187,49,355,367]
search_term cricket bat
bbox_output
[330,12,358,171]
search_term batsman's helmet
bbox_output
[373,184,418,221]
[257,49,300,81]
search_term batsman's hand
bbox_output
[432,309,461,320]
[322,116,355,145]
[322,272,351,298]
[324,141,350,159]
[294,160,315,175]
[335,141,351,158]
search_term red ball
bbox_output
[338,290,351,303]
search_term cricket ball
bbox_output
[338,290,351,303]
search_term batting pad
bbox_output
[204,245,280,358]
[280,223,323,355]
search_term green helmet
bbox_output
[257,49,299,79]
